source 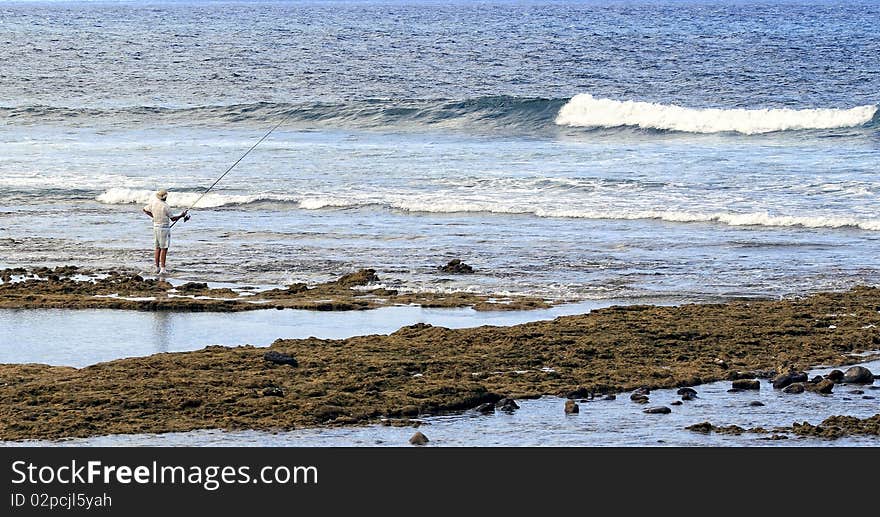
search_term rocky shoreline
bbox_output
[0,265,550,312]
[2,285,880,441]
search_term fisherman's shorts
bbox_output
[153,226,171,249]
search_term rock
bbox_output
[564,400,579,414]
[849,390,865,395]
[439,259,474,274]
[687,422,714,434]
[806,379,834,394]
[677,387,697,396]
[732,379,760,390]
[671,400,683,406]
[727,388,743,393]
[602,394,616,401]
[178,282,209,292]
[409,431,429,446]
[476,402,495,414]
[336,269,379,287]
[863,396,875,400]
[681,391,697,401]
[772,372,807,389]
[749,401,765,407]
[782,383,805,394]
[810,375,824,384]
[496,398,520,412]
[714,358,728,369]
[566,387,593,399]
[826,369,845,382]
[643,406,671,414]
[632,387,650,396]
[262,386,284,397]
[842,366,874,384]
[630,394,649,404]
[263,351,298,367]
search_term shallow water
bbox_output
[6,360,878,447]
[0,300,636,367]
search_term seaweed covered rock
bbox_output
[439,259,474,274]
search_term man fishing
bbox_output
[142,189,189,275]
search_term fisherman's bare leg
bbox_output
[154,248,161,269]
[159,248,168,268]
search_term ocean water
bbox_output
[2,0,880,302]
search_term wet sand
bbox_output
[2,281,879,441]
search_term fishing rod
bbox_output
[170,112,292,228]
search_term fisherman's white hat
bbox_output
[156,189,168,200]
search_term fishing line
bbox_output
[171,112,292,228]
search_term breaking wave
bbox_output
[555,94,878,134]
[96,188,880,231]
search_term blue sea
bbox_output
[2,0,879,302]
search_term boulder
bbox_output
[439,259,474,274]
[749,401,765,407]
[602,394,616,401]
[677,387,697,397]
[476,402,495,414]
[409,431,429,446]
[681,391,697,401]
[632,387,650,396]
[263,351,298,367]
[732,379,760,390]
[826,369,845,383]
[670,401,683,406]
[772,372,807,389]
[564,400,579,414]
[782,383,805,394]
[643,406,671,414]
[810,375,824,383]
[630,394,650,404]
[806,379,834,394]
[496,398,520,412]
[842,366,874,384]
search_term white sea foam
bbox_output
[95,188,297,208]
[555,94,878,134]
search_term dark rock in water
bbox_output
[732,379,760,390]
[670,400,683,406]
[772,372,807,389]
[409,431,429,446]
[566,387,593,399]
[849,390,865,395]
[439,259,474,274]
[496,398,520,412]
[810,375,824,384]
[826,369,845,383]
[262,386,284,397]
[782,383,805,394]
[842,366,874,384]
[178,282,209,292]
[727,388,743,393]
[602,394,616,401]
[630,394,650,404]
[749,401,765,407]
[681,391,697,401]
[687,422,714,434]
[728,371,757,381]
[677,387,697,397]
[643,406,671,414]
[336,269,379,287]
[632,387,650,396]
[476,402,495,414]
[564,400,579,414]
[863,396,875,400]
[263,351,298,367]
[806,379,834,394]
